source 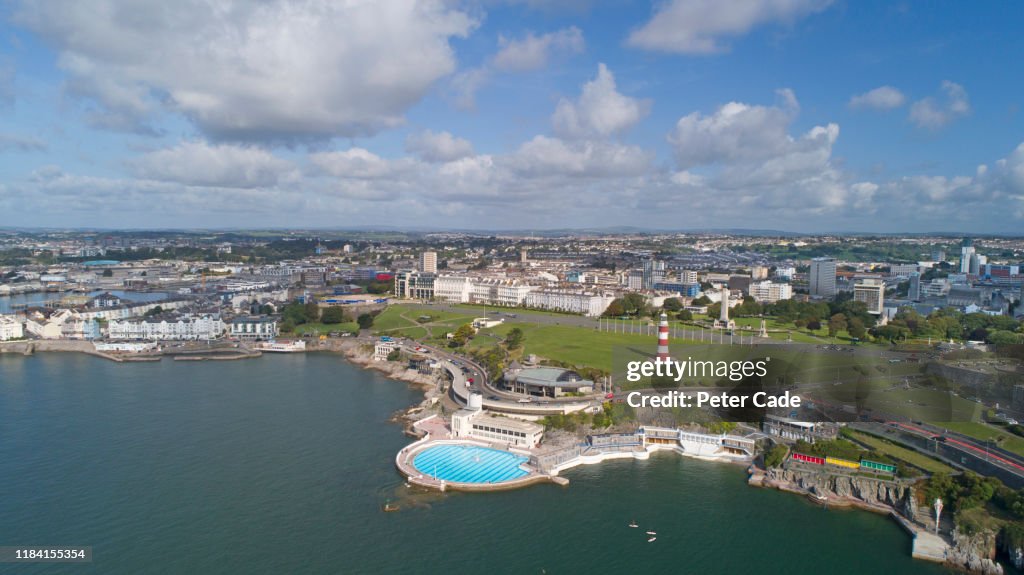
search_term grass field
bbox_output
[292,321,359,336]
[936,421,1024,457]
[846,430,956,474]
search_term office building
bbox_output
[748,281,793,303]
[908,272,922,301]
[809,257,837,298]
[419,251,438,274]
[853,278,885,315]
[960,238,975,274]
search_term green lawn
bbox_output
[288,321,358,335]
[935,421,1024,457]
[846,430,956,474]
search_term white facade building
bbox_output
[107,314,225,341]
[229,316,279,340]
[747,281,793,303]
[0,315,24,340]
[853,278,885,315]
[889,264,919,278]
[434,275,473,303]
[524,289,616,316]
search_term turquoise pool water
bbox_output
[413,444,529,484]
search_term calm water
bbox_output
[0,353,953,574]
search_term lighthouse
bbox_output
[657,312,670,360]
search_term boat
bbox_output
[254,340,307,353]
[647,537,657,543]
[646,531,657,535]
[628,521,638,528]
[382,502,400,512]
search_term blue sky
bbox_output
[0,0,1022,232]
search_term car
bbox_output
[517,398,532,404]
[605,393,615,399]
[467,378,474,384]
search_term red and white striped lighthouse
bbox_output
[657,312,670,360]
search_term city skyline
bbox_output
[1,1,1023,232]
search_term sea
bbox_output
[0,353,957,574]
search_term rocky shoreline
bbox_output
[752,465,1006,574]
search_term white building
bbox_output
[434,275,473,303]
[107,314,225,341]
[680,270,699,284]
[888,263,919,278]
[374,340,397,361]
[0,315,24,340]
[774,267,796,280]
[853,278,885,315]
[524,289,616,316]
[229,316,279,341]
[747,281,792,303]
[24,309,75,339]
[451,405,544,448]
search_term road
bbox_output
[397,339,597,416]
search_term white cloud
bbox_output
[668,89,804,168]
[0,132,47,152]
[909,81,971,129]
[453,26,585,110]
[405,130,475,163]
[493,27,584,72]
[849,86,905,110]
[130,141,296,188]
[15,0,476,142]
[309,148,417,180]
[627,0,833,54]
[552,64,650,139]
[509,136,652,177]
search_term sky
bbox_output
[0,0,1023,233]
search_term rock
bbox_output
[765,466,916,511]
[947,527,1003,575]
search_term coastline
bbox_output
[1,337,998,572]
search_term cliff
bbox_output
[764,466,918,516]
[948,528,1003,575]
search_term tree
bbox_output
[603,299,625,317]
[321,307,346,324]
[357,313,374,330]
[622,292,648,316]
[386,349,401,361]
[259,304,274,315]
[806,318,822,331]
[505,327,524,349]
[692,295,712,306]
[144,306,164,317]
[848,317,867,340]
[828,313,848,338]
[303,302,320,322]
[765,444,788,468]
[451,323,475,346]
[677,309,693,321]
[663,297,683,312]
[988,330,1022,345]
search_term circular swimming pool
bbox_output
[412,444,529,484]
